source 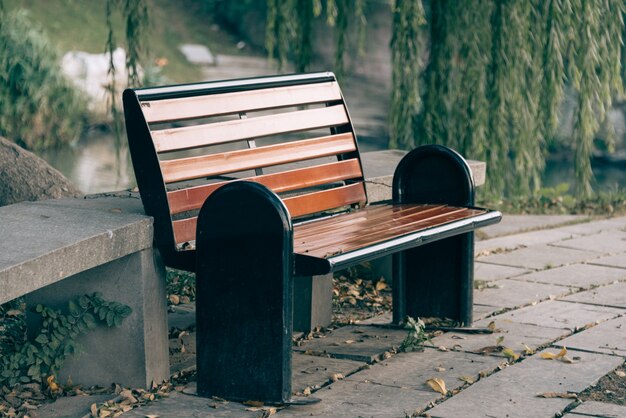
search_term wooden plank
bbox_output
[142,82,343,123]
[167,159,363,215]
[152,104,349,152]
[172,217,196,245]
[283,183,366,219]
[160,133,356,183]
[294,204,445,239]
[295,207,486,258]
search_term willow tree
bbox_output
[392,0,625,198]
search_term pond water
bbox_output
[37,132,626,195]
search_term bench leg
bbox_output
[392,144,476,326]
[393,233,474,325]
[195,182,293,403]
[293,273,333,332]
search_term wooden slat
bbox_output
[171,182,366,245]
[295,207,485,258]
[172,217,196,245]
[167,159,363,215]
[283,183,366,219]
[152,105,349,152]
[160,133,356,183]
[142,82,343,123]
[294,204,445,239]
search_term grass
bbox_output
[3,0,250,83]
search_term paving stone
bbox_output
[292,353,365,393]
[121,391,258,417]
[474,279,572,309]
[293,325,406,363]
[566,400,626,417]
[477,244,602,270]
[510,263,626,288]
[427,349,624,418]
[346,348,506,392]
[276,380,433,417]
[472,304,500,321]
[553,230,626,254]
[589,253,626,269]
[474,262,530,281]
[492,300,623,331]
[475,229,578,256]
[168,302,196,331]
[37,394,111,418]
[560,281,626,308]
[479,215,589,239]
[357,312,392,325]
[554,316,626,357]
[557,217,626,235]
[430,318,571,357]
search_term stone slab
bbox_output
[276,380,434,417]
[554,316,626,357]
[346,348,506,392]
[0,197,153,304]
[474,262,530,282]
[427,349,624,418]
[474,279,572,309]
[566,401,626,417]
[168,302,196,331]
[292,353,365,393]
[475,229,578,256]
[429,318,571,357]
[479,215,589,239]
[179,44,215,65]
[553,230,626,254]
[37,394,112,418]
[510,263,626,288]
[293,325,407,363]
[491,300,623,331]
[557,217,626,236]
[472,304,500,321]
[589,253,626,269]
[560,281,626,308]
[121,391,259,417]
[477,244,602,270]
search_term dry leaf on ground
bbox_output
[425,378,447,395]
[540,347,567,360]
[537,392,578,399]
[458,376,474,384]
[502,347,520,361]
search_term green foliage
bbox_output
[389,0,425,150]
[391,0,625,199]
[166,268,196,303]
[0,9,87,150]
[479,183,626,216]
[265,0,366,76]
[399,316,429,352]
[0,293,131,388]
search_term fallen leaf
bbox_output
[302,387,312,396]
[434,367,446,372]
[458,376,474,384]
[90,403,98,417]
[330,373,344,382]
[46,376,60,393]
[560,355,574,364]
[375,280,388,291]
[487,321,496,331]
[168,295,180,305]
[540,347,567,360]
[496,336,504,346]
[243,400,264,407]
[502,347,520,361]
[537,392,578,399]
[477,345,501,354]
[522,343,534,355]
[615,370,626,378]
[344,340,356,344]
[425,378,447,395]
[437,346,448,352]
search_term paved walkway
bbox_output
[40,214,626,417]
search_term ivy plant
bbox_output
[0,293,131,388]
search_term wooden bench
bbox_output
[122,72,501,403]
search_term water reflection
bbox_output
[38,129,136,194]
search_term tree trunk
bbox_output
[0,136,82,206]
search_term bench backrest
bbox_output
[123,72,366,269]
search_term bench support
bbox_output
[195,182,293,403]
[293,273,333,332]
[25,248,169,389]
[392,145,476,326]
